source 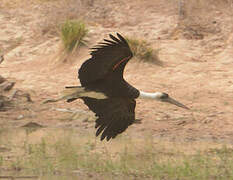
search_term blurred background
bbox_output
[0,0,233,179]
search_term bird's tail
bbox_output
[43,86,85,104]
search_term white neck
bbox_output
[138,91,163,100]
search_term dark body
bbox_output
[70,33,140,141]
[82,69,139,99]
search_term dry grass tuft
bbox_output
[48,19,89,64]
[126,37,161,64]
[60,20,88,53]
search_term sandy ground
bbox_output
[0,0,233,144]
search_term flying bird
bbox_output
[45,33,189,141]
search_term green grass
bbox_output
[60,20,88,52]
[126,37,160,63]
[0,156,3,166]
[1,133,232,180]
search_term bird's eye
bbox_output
[161,93,169,99]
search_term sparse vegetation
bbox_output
[126,37,160,63]
[1,130,232,180]
[60,20,88,52]
[0,156,3,166]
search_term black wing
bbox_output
[78,33,133,86]
[82,97,136,141]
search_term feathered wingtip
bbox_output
[90,33,129,52]
[116,33,128,45]
[108,33,129,46]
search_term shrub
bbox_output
[126,37,160,63]
[60,20,88,52]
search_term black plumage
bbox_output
[81,98,136,141]
[43,33,189,140]
[75,33,139,141]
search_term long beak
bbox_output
[164,97,189,110]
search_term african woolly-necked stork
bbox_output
[45,33,189,141]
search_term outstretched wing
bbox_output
[81,97,136,141]
[78,33,133,86]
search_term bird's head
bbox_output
[155,92,189,110]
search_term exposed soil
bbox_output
[0,0,233,144]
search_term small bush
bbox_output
[60,20,88,52]
[126,37,160,63]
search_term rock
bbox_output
[0,95,10,110]
[0,75,6,84]
[0,81,15,91]
[9,89,33,102]
[0,55,4,64]
[21,122,44,128]
[17,115,24,120]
